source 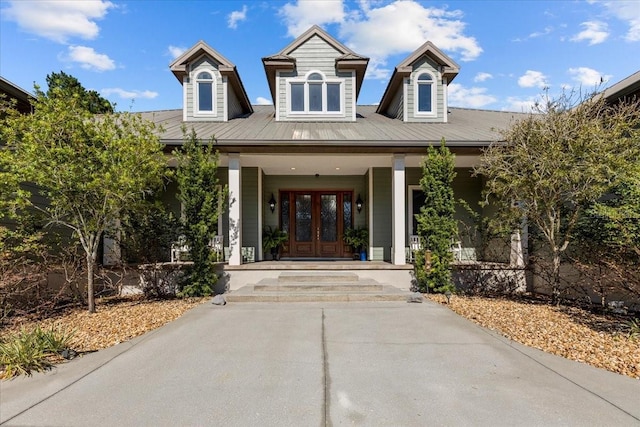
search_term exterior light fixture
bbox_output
[268,193,277,213]
[356,194,363,213]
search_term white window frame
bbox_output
[286,70,345,118]
[194,70,217,117]
[414,71,436,117]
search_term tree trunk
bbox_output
[87,252,96,313]
[552,250,561,305]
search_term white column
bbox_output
[257,167,263,261]
[368,167,374,259]
[228,153,242,266]
[392,154,406,265]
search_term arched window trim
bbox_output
[194,69,217,117]
[287,70,344,116]
[414,71,436,117]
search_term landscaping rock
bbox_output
[212,294,227,306]
[406,292,423,303]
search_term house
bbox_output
[141,26,521,290]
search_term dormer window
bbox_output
[195,71,215,115]
[415,72,435,115]
[288,71,344,116]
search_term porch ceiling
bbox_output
[210,153,480,175]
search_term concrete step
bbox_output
[277,272,359,283]
[253,278,382,292]
[225,285,411,303]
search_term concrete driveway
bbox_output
[1,301,639,426]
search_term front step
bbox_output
[225,272,412,303]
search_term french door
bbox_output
[280,191,353,258]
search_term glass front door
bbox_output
[281,191,352,258]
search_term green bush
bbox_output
[0,326,75,379]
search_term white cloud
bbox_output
[518,70,548,89]
[168,45,187,59]
[61,46,115,72]
[255,96,272,105]
[228,5,248,29]
[600,1,640,41]
[278,1,482,81]
[503,96,538,113]
[101,88,158,99]
[474,72,493,82]
[571,21,609,45]
[280,0,345,37]
[447,83,497,108]
[340,1,482,62]
[567,67,611,87]
[3,0,114,43]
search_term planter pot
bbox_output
[360,251,367,261]
[270,248,279,261]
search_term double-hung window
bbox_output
[289,71,343,115]
[415,72,436,116]
[195,71,215,115]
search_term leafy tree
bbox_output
[0,87,167,313]
[45,71,113,114]
[175,129,227,296]
[476,91,640,303]
[414,139,457,293]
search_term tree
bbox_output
[175,129,227,296]
[476,91,640,302]
[414,139,457,293]
[0,86,167,313]
[45,71,113,114]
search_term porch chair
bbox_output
[450,239,462,261]
[170,235,190,263]
[210,235,224,261]
[408,235,422,263]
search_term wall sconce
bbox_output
[268,193,277,213]
[356,194,363,213]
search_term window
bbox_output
[288,71,343,115]
[415,72,435,115]
[195,71,215,115]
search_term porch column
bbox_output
[228,153,242,266]
[392,154,406,265]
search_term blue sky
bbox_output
[1,0,638,112]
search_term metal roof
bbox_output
[141,105,523,151]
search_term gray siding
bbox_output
[406,56,445,123]
[387,83,404,120]
[276,35,355,122]
[241,167,259,250]
[372,168,392,261]
[227,80,243,120]
[185,56,225,121]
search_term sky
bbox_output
[1,0,638,113]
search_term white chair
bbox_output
[408,235,422,263]
[170,235,190,263]
[450,239,462,261]
[210,235,224,261]
[242,247,255,263]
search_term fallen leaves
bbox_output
[428,294,640,379]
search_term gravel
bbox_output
[2,294,638,380]
[427,294,640,379]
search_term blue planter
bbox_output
[360,251,367,261]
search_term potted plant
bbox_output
[343,226,369,261]
[263,226,288,260]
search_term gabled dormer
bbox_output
[376,41,459,123]
[170,41,252,122]
[262,25,369,122]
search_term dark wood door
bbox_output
[285,191,352,258]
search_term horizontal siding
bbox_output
[276,35,355,122]
[228,82,243,120]
[372,168,392,261]
[406,56,444,123]
[185,56,224,121]
[242,167,259,249]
